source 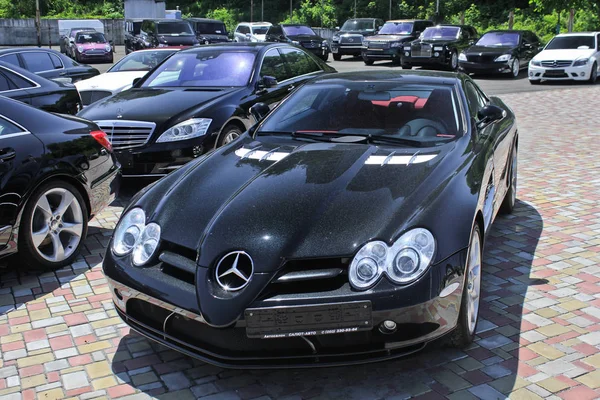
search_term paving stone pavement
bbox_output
[1,85,600,400]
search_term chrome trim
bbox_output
[94,119,156,151]
[381,151,396,166]
[0,132,29,139]
[0,65,42,93]
[0,114,30,138]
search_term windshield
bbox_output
[77,32,107,44]
[545,35,595,50]
[341,20,374,31]
[157,22,194,35]
[196,22,227,35]
[283,25,316,36]
[252,26,270,35]
[258,82,462,144]
[379,22,413,35]
[476,32,520,47]
[109,50,177,72]
[142,50,255,88]
[422,26,460,40]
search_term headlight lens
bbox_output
[530,59,541,66]
[459,52,467,61]
[403,46,411,51]
[77,46,84,53]
[391,42,402,48]
[156,118,212,143]
[348,228,435,290]
[433,46,443,51]
[112,208,145,256]
[332,35,340,42]
[573,58,589,66]
[104,44,112,52]
[292,40,300,45]
[495,54,511,62]
[321,40,328,48]
[132,223,161,266]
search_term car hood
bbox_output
[75,71,148,93]
[367,34,412,42]
[158,34,198,45]
[287,34,324,42]
[76,86,242,129]
[464,45,515,55]
[534,48,596,61]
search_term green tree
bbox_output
[206,7,240,33]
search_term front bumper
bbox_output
[404,54,450,68]
[104,246,468,368]
[459,61,512,74]
[331,43,362,55]
[77,51,113,62]
[528,64,590,81]
[361,47,402,61]
[303,46,329,57]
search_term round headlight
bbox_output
[132,223,161,266]
[112,208,145,256]
[393,249,419,275]
[77,46,84,53]
[350,258,379,289]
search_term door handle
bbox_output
[287,85,295,92]
[59,72,68,76]
[0,148,16,162]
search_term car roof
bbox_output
[146,19,191,23]
[187,18,225,23]
[280,23,311,27]
[484,30,527,34]
[427,24,471,29]
[386,19,431,23]
[0,60,48,85]
[555,32,599,37]
[310,70,461,85]
[239,22,272,25]
[177,42,282,53]
[345,18,377,21]
[0,47,63,56]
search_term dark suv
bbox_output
[266,24,329,61]
[187,18,229,44]
[138,19,199,49]
[361,19,433,65]
[331,18,384,60]
[124,18,144,54]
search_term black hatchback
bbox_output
[266,24,330,61]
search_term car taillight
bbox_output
[90,130,112,152]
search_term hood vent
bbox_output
[365,152,437,165]
[235,146,291,162]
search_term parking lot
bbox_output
[1,47,600,400]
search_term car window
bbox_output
[157,22,194,35]
[77,32,107,44]
[379,22,414,35]
[280,48,320,78]
[282,26,316,36]
[0,116,24,136]
[2,68,35,89]
[0,72,11,91]
[109,50,176,72]
[422,26,460,40]
[49,53,63,69]
[597,34,600,50]
[21,52,54,72]
[546,35,595,50]
[260,48,288,82]
[464,81,486,118]
[476,32,520,47]
[0,53,20,67]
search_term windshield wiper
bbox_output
[367,135,428,147]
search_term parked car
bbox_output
[331,18,384,60]
[77,43,335,177]
[188,18,230,44]
[103,69,518,367]
[60,27,96,54]
[458,30,542,78]
[361,20,434,65]
[0,61,82,114]
[528,32,600,84]
[75,48,179,107]
[266,24,330,61]
[402,25,478,70]
[125,18,144,54]
[71,31,114,64]
[0,48,99,84]
[138,19,199,49]
[234,22,273,42]
[0,96,120,269]
[58,19,104,54]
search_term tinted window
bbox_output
[280,48,320,78]
[143,51,256,87]
[546,35,595,50]
[109,50,176,72]
[341,20,376,32]
[379,22,413,35]
[0,116,23,136]
[0,72,11,91]
[3,69,35,88]
[260,49,287,82]
[49,53,63,69]
[196,22,226,35]
[157,22,194,35]
[76,32,107,44]
[21,52,54,72]
[252,26,270,35]
[464,81,486,118]
[0,53,20,67]
[476,32,520,47]
[282,26,316,36]
[422,26,460,40]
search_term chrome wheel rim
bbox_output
[223,131,240,145]
[31,188,83,263]
[451,52,458,70]
[466,231,482,335]
[512,59,519,77]
[510,150,517,206]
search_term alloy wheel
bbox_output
[30,188,84,263]
[512,58,520,77]
[451,52,458,70]
[223,131,240,145]
[466,230,482,335]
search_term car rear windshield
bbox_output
[379,22,413,35]
[283,26,316,36]
[157,22,194,35]
[422,26,460,40]
[252,26,270,35]
[476,32,520,47]
[341,20,374,31]
[141,50,255,88]
[109,50,177,72]
[258,81,463,144]
[545,35,595,50]
[196,22,227,35]
[77,32,107,43]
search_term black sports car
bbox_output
[0,48,100,83]
[402,25,478,70]
[265,24,330,61]
[0,61,83,115]
[0,96,120,269]
[77,43,335,177]
[104,70,518,367]
[458,30,543,77]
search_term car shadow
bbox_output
[110,199,543,399]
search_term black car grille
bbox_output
[541,60,572,68]
[340,35,362,44]
[368,41,389,49]
[80,90,112,106]
[301,40,321,49]
[94,120,156,151]
[411,43,432,57]
[467,54,497,63]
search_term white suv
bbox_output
[234,22,273,42]
[529,32,600,84]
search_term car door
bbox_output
[0,115,44,247]
[249,48,294,112]
[20,52,60,80]
[518,33,533,64]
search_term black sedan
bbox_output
[104,70,518,367]
[77,43,335,177]
[0,61,82,114]
[0,48,100,83]
[403,24,478,70]
[458,30,543,77]
[265,24,330,61]
[0,96,120,269]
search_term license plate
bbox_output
[245,301,372,339]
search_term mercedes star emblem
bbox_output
[116,108,123,119]
[215,251,254,291]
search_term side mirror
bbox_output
[477,105,504,128]
[335,26,340,30]
[69,38,75,43]
[468,40,475,46]
[132,77,142,86]
[256,75,278,92]
[246,33,251,38]
[538,45,544,52]
[250,102,270,121]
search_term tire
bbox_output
[333,53,342,61]
[510,58,520,78]
[218,124,243,147]
[588,62,598,84]
[401,64,412,70]
[321,52,329,62]
[448,224,482,348]
[449,50,459,71]
[75,53,82,63]
[363,58,374,66]
[500,145,517,214]
[19,180,88,270]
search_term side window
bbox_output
[49,53,63,69]
[21,52,54,73]
[0,53,20,67]
[235,25,242,33]
[0,117,24,136]
[3,69,35,89]
[0,72,12,91]
[464,81,486,118]
[260,49,288,82]
[460,28,468,40]
[597,34,600,50]
[280,48,320,78]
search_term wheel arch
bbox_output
[214,118,250,149]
